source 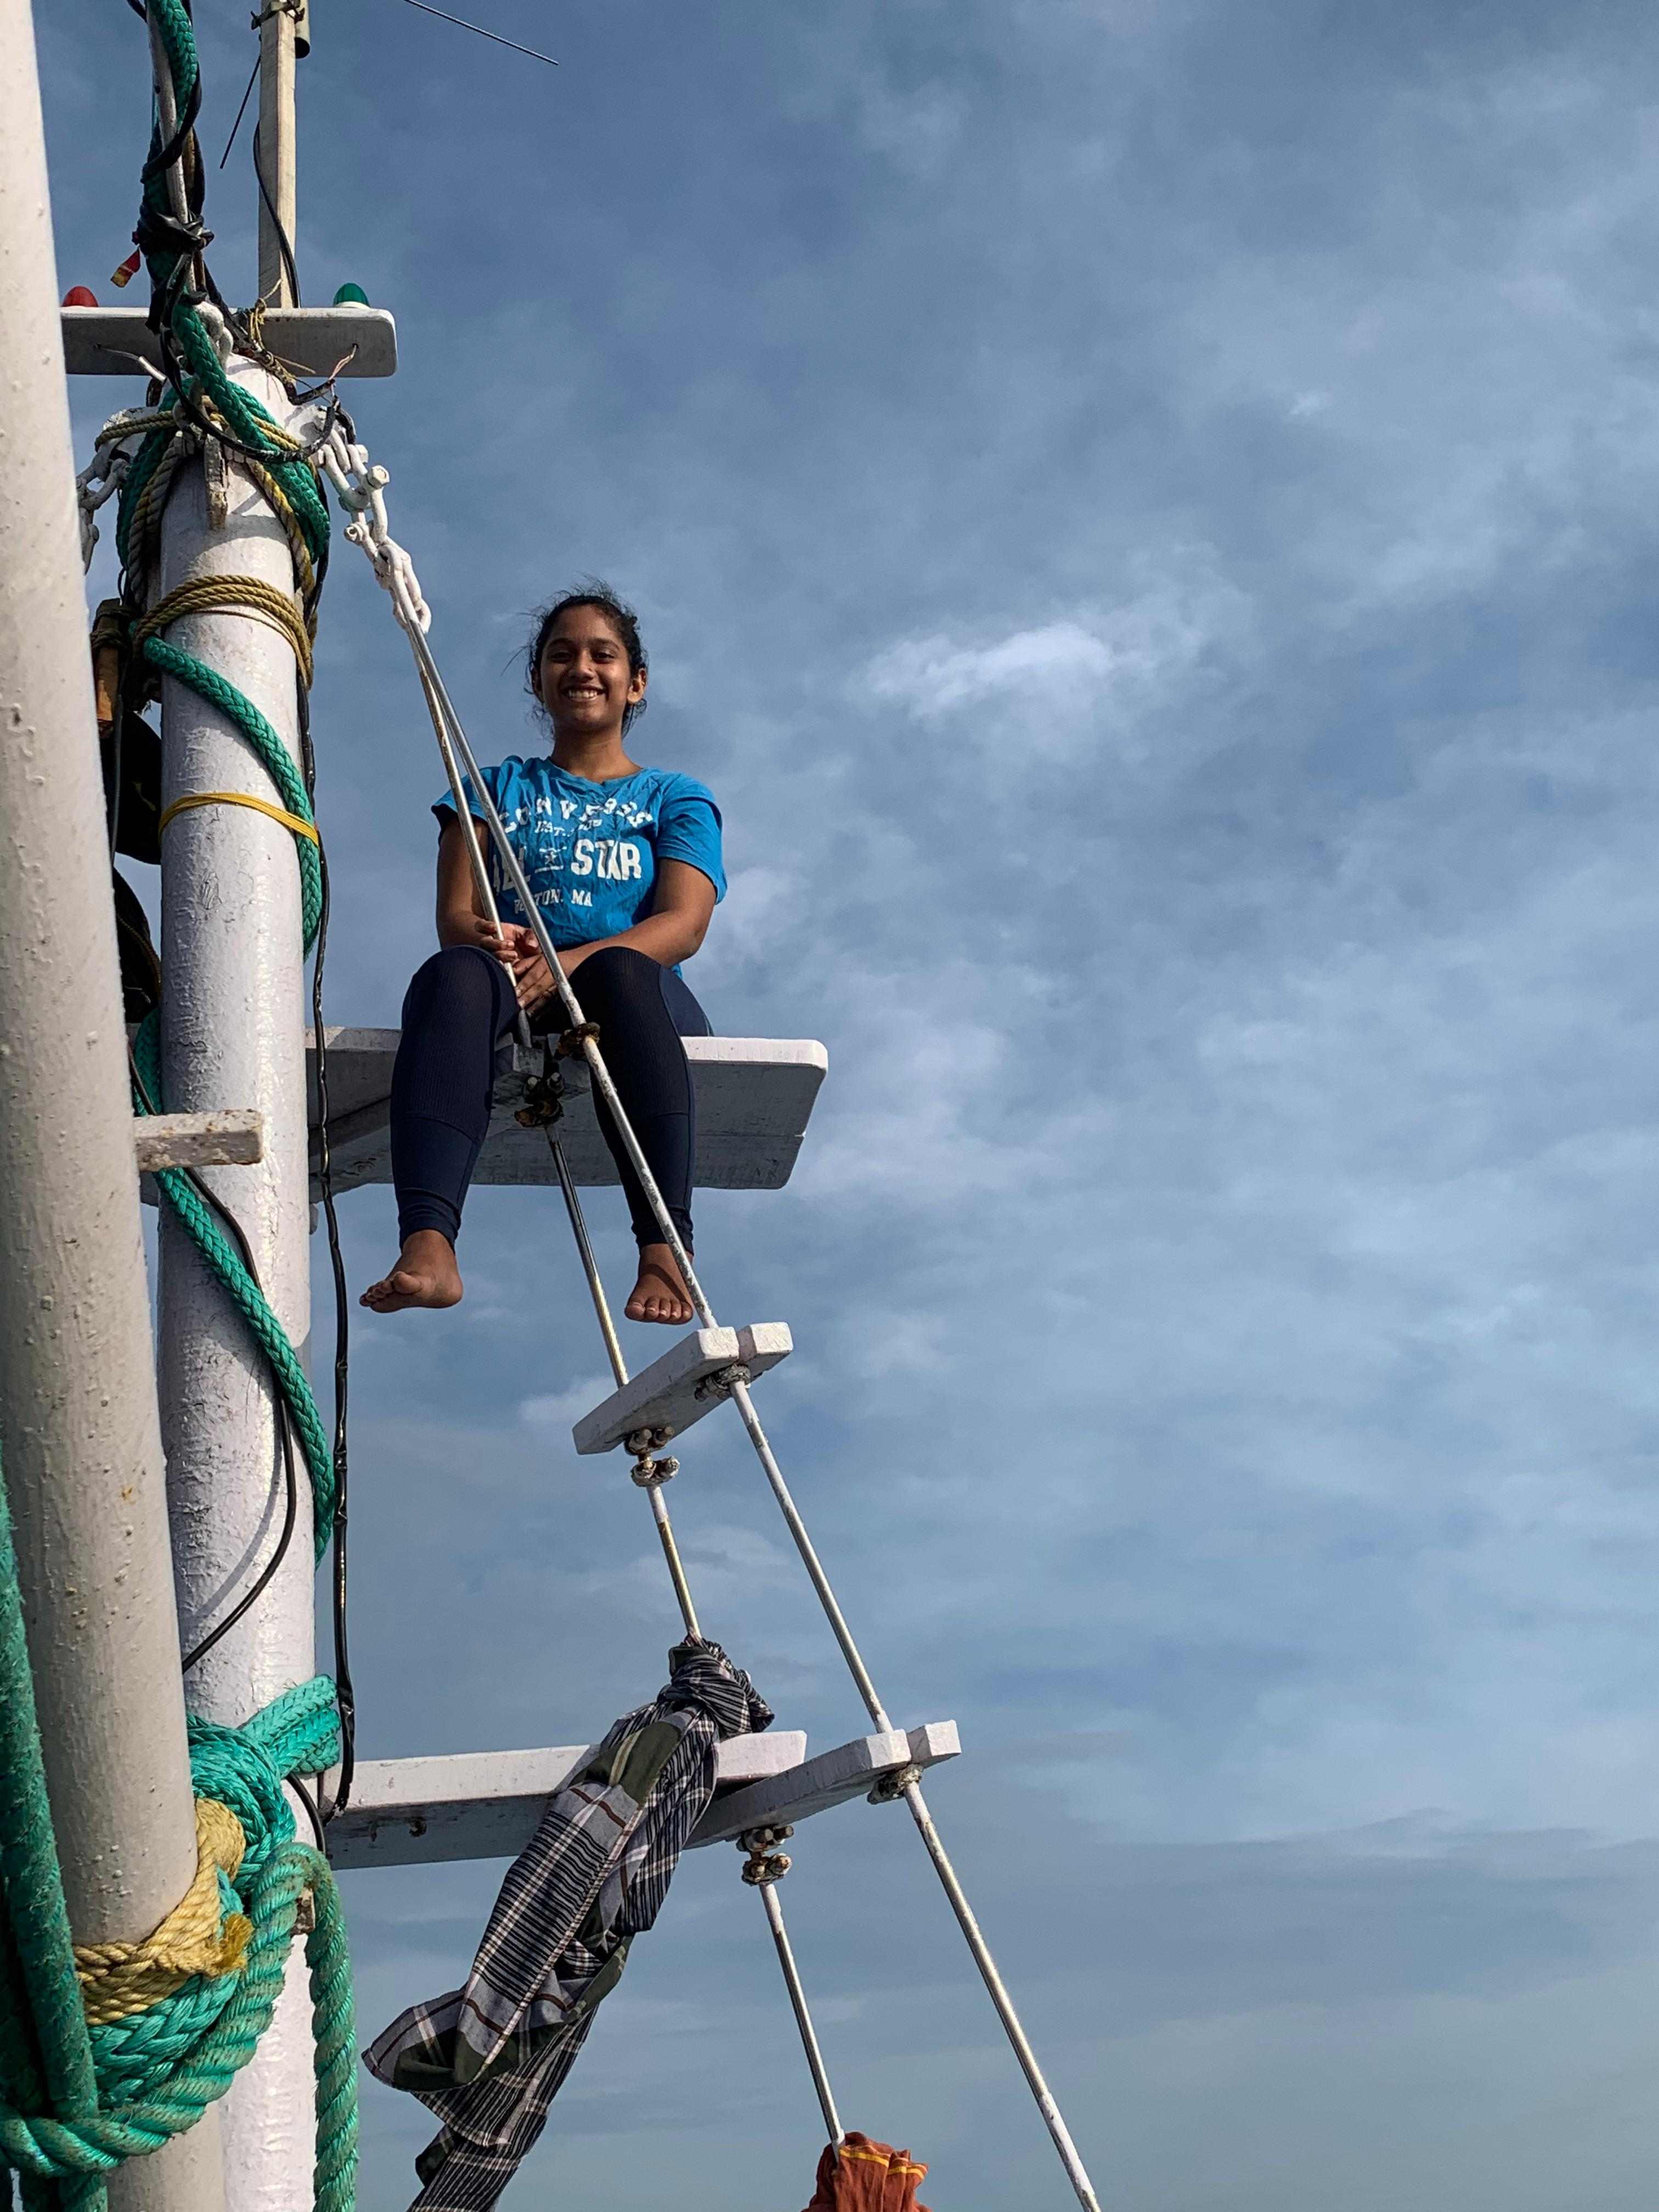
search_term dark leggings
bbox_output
[390,944,710,1253]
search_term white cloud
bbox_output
[862,561,1251,765]
[867,618,1115,716]
[518,1376,615,1433]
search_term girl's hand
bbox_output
[509,932,561,1017]
[453,911,516,966]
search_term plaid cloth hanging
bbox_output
[364,1637,774,2211]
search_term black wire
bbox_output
[219,52,261,169]
[251,123,302,307]
[298,687,357,1815]
[290,1773,329,1852]
[179,1408,298,1675]
[129,1044,304,1676]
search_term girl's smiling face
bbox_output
[535,605,647,743]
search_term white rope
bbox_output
[314,422,1104,2212]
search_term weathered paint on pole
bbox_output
[256,2,297,308]
[156,359,316,2209]
[0,3,224,2205]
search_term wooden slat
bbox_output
[572,1324,792,1455]
[304,1029,828,1197]
[133,1108,263,1172]
[324,1731,809,1872]
[689,1723,960,1848]
[63,304,398,378]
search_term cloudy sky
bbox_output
[34,1,1659,2204]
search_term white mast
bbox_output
[156,12,319,2207]
[256,0,301,309]
[0,4,224,2205]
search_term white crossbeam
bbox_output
[689,1723,960,1848]
[133,1107,263,1172]
[572,1324,792,1456]
[61,303,398,378]
[325,1731,809,1872]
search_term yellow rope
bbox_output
[137,574,314,690]
[241,454,319,615]
[74,1799,251,2026]
[126,436,191,590]
[185,392,319,614]
[157,789,320,845]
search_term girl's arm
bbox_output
[435,813,517,956]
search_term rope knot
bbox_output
[74,1799,251,2025]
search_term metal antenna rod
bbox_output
[398,0,558,68]
[256,0,299,306]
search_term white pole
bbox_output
[156,365,316,2211]
[256,1,297,308]
[0,5,223,2207]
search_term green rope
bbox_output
[137,637,321,949]
[0,1435,356,2207]
[129,1016,334,1552]
[2,1846,357,2212]
[0,1446,105,2212]
[11,18,366,2203]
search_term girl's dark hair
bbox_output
[526,584,648,732]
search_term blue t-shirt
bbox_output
[433,757,725,951]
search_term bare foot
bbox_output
[360,1230,464,1314]
[625,1243,693,1325]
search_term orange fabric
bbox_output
[801,2131,932,2211]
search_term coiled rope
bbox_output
[0,1456,356,2211]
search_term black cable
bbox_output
[290,1773,329,1852]
[219,52,261,169]
[251,123,302,307]
[179,1405,298,1675]
[298,687,357,1815]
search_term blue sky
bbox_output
[35,1,1659,2205]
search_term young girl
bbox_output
[360,588,723,1326]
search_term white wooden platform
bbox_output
[688,1723,960,1848]
[62,303,398,378]
[572,1324,793,1455]
[304,1028,828,1199]
[323,1723,958,1871]
[325,1731,806,1871]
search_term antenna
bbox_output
[398,0,558,67]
